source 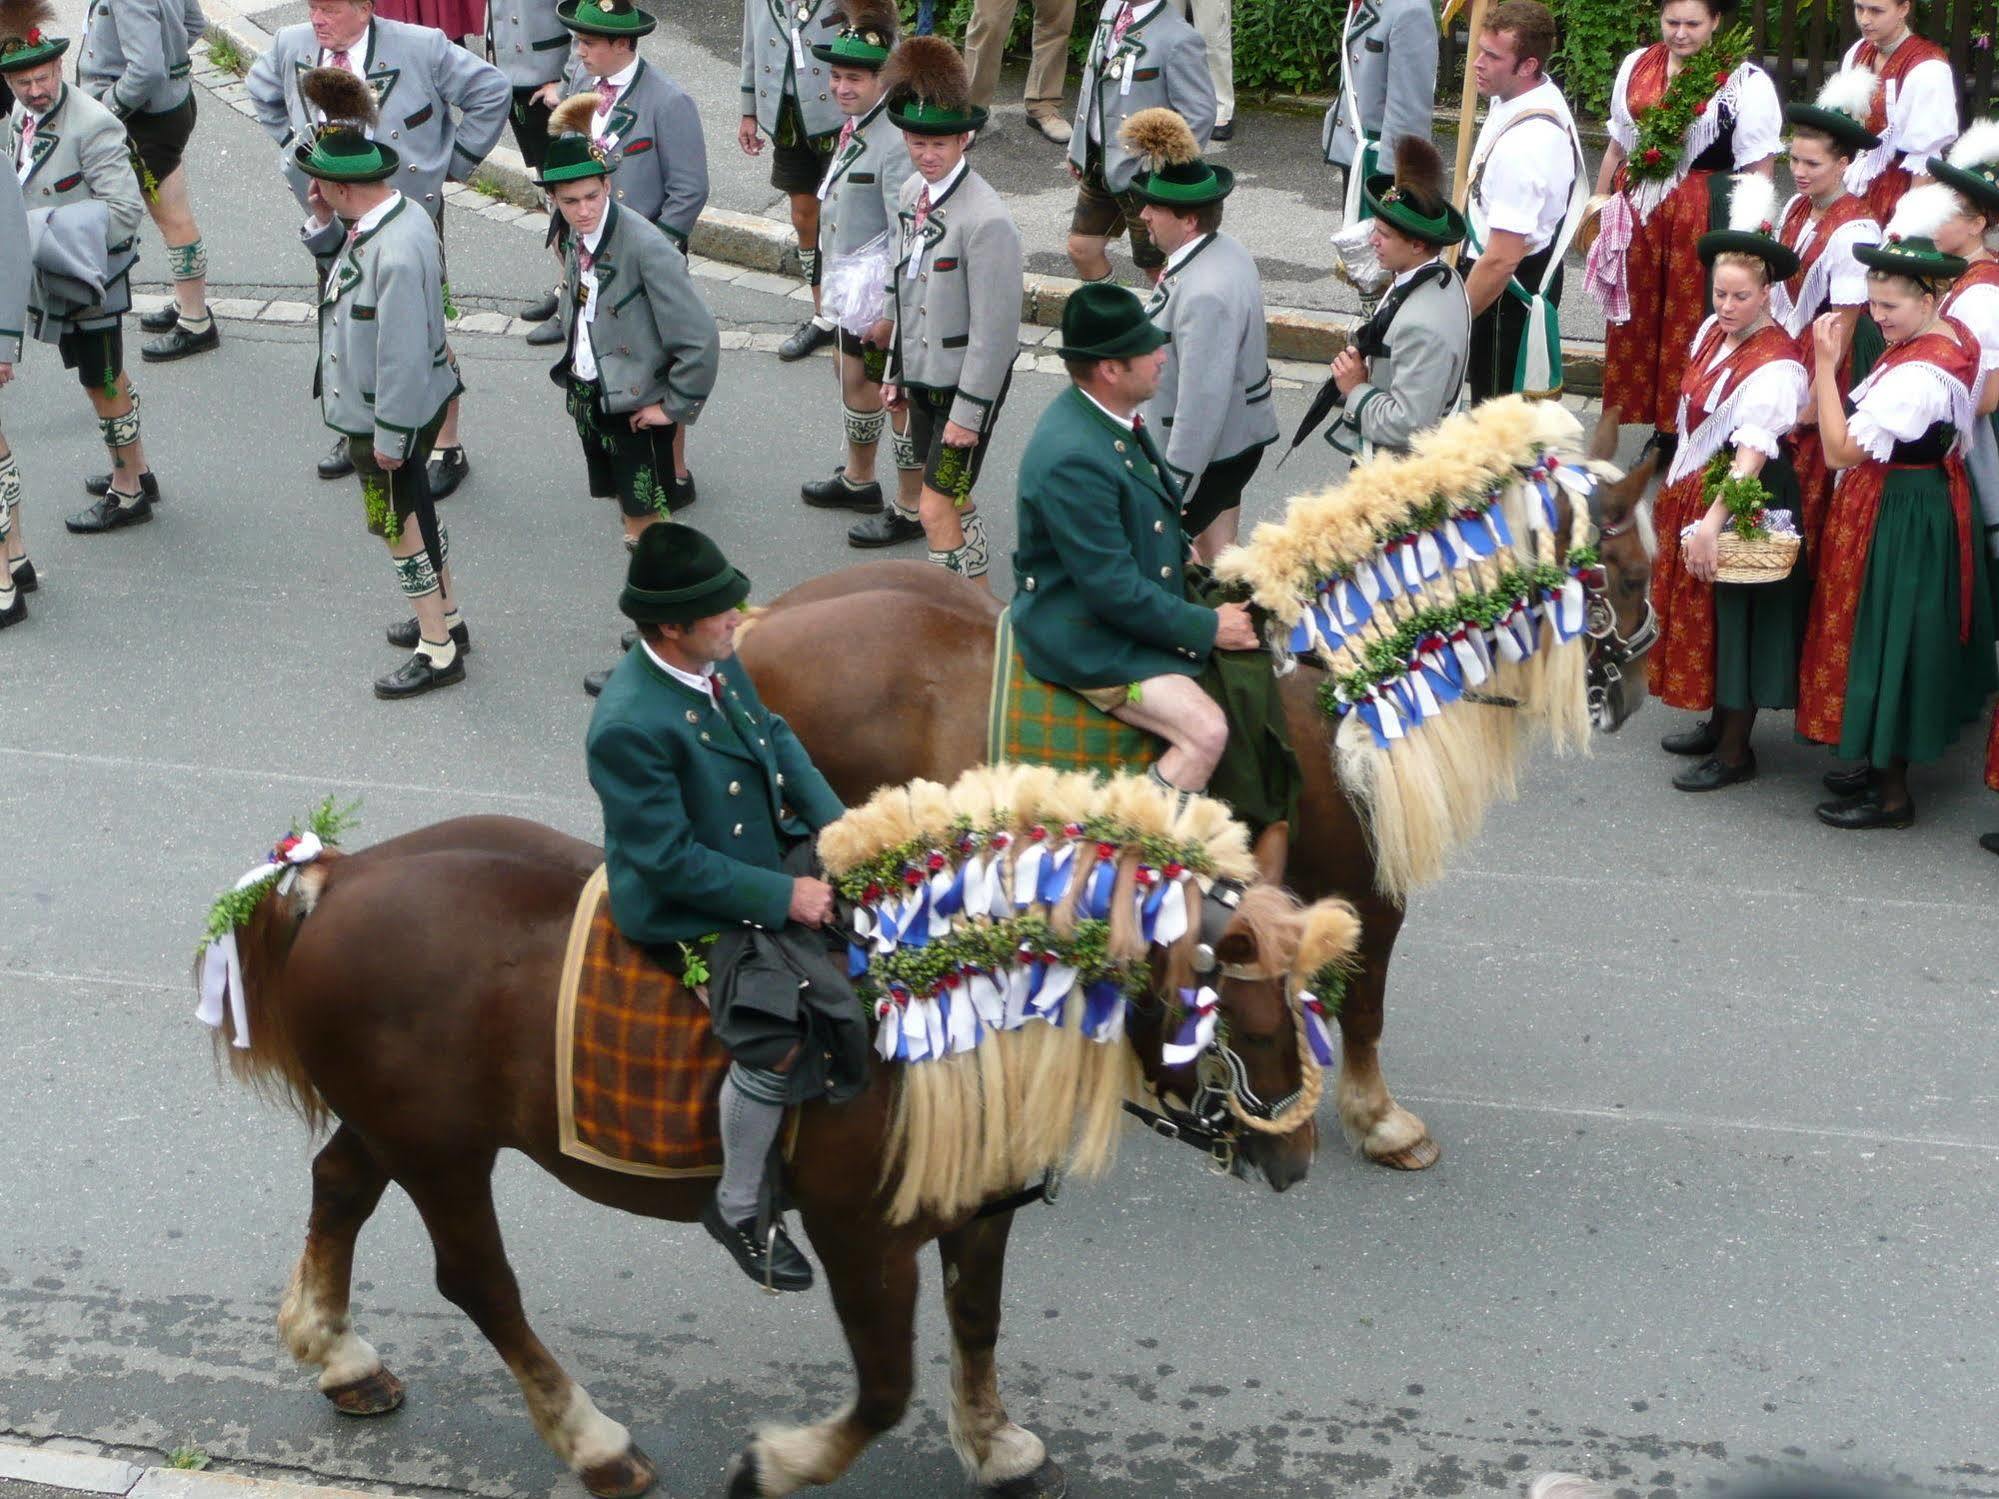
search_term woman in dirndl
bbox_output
[1590,0,1781,456]
[1838,0,1957,225]
[1795,223,1998,830]
[1649,176,1809,792]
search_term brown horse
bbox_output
[738,523,1656,1173]
[212,812,1343,1499]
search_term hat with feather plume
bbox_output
[0,0,66,73]
[1929,119,1999,219]
[294,66,399,182]
[558,0,655,37]
[813,0,898,70]
[1697,173,1800,279]
[535,91,611,185]
[1855,182,1971,284]
[1361,135,1467,247]
[1121,108,1233,207]
[1785,66,1883,156]
[883,36,986,135]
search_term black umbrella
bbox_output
[1275,374,1344,470]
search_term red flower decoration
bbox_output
[1642,147,1664,165]
[1713,69,1729,85]
[1694,100,1707,116]
[1026,824,1047,842]
[926,850,947,872]
[902,867,924,888]
[863,882,883,903]
[1095,841,1118,860]
[1163,861,1185,879]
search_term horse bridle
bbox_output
[1583,508,1658,732]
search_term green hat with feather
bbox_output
[293,67,400,182]
[1121,108,1233,207]
[882,36,987,135]
[0,0,68,73]
[535,92,612,185]
[812,0,897,69]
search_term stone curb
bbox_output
[183,16,1608,395]
[0,1438,395,1499]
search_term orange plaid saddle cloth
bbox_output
[556,866,730,1178]
[985,610,1157,772]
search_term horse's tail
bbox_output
[197,851,346,1131]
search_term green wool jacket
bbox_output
[585,645,845,945]
[1010,386,1220,690]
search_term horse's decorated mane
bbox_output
[1215,395,1612,899]
[817,765,1352,1224]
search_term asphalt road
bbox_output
[2,49,1997,1499]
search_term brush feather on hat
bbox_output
[881,34,969,109]
[1812,65,1878,123]
[301,65,377,128]
[839,0,898,40]
[0,0,54,39]
[1391,134,1446,199]
[1884,181,1964,243]
[1725,172,1779,235]
[549,91,599,136]
[1118,107,1199,166]
[1946,118,1999,174]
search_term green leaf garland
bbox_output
[1626,27,1753,186]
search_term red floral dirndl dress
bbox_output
[1848,34,1951,226]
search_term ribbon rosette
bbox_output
[1081,842,1120,920]
[1161,986,1219,1067]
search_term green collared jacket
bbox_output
[585,644,845,945]
[1010,386,1218,690]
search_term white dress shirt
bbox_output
[591,57,640,150]
[1080,388,1139,431]
[1662,316,1808,483]
[1840,34,1960,182]
[1848,350,1972,461]
[1160,230,1212,278]
[570,217,608,382]
[1468,79,1579,255]
[642,639,716,695]
[15,111,41,182]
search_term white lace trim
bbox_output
[1774,217,1877,336]
[1627,64,1750,224]
[1847,356,1977,461]
[1665,340,1807,486]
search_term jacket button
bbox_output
[391,130,400,139]
[733,823,744,836]
[1023,576,1036,591]
[700,731,711,742]
[728,781,741,795]
[776,772,786,786]
[1159,566,1172,578]
[1153,519,1163,532]
[685,709,700,723]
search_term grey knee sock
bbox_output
[715,1072,785,1224]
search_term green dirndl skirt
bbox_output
[1838,465,1999,765]
[1713,452,1809,712]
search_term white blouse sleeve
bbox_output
[1730,65,1783,168]
[1825,220,1880,306]
[1892,58,1959,169]
[1727,360,1808,457]
[1948,284,1999,373]
[1608,50,1642,153]
[1848,363,1955,460]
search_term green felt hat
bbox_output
[0,0,66,73]
[1784,65,1883,157]
[558,0,656,38]
[620,523,752,625]
[812,0,896,69]
[535,132,609,186]
[886,94,987,135]
[1129,158,1234,208]
[1785,102,1881,155]
[1854,235,1969,283]
[1930,157,1999,219]
[294,126,399,183]
[1054,281,1168,361]
[1697,228,1802,281]
[1361,173,1467,247]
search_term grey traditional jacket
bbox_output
[1068,0,1213,193]
[884,166,1021,435]
[739,0,843,141]
[1320,0,1438,172]
[817,96,909,261]
[7,85,144,336]
[246,18,510,219]
[0,166,28,365]
[179,0,205,46]
[552,202,720,422]
[79,0,193,119]
[1327,260,1468,457]
[301,194,461,460]
[486,0,568,89]
[559,58,707,247]
[1142,231,1277,488]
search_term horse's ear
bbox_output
[1251,821,1289,887]
[1213,922,1258,969]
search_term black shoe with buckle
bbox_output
[374,650,465,700]
[141,319,220,362]
[0,589,24,629]
[1211,119,1235,142]
[525,317,566,346]
[427,447,471,498]
[803,469,884,511]
[9,558,36,593]
[1822,763,1873,797]
[778,320,834,362]
[1672,753,1756,793]
[386,617,471,653]
[1660,718,1718,756]
[848,506,925,548]
[66,492,153,533]
[700,1199,815,1293]
[84,469,161,500]
[139,304,180,334]
[319,437,356,480]
[521,290,560,323]
[1814,792,1914,830]
[671,473,697,511]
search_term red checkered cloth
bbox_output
[557,866,729,1178]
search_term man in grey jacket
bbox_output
[486,0,569,327]
[1321,0,1438,219]
[295,70,468,700]
[876,37,1020,582]
[0,150,31,627]
[1066,0,1213,283]
[246,0,508,493]
[79,0,218,362]
[3,8,162,536]
[1124,108,1277,561]
[534,128,721,699]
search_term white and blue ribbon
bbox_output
[1161,986,1219,1067]
[1298,992,1338,1066]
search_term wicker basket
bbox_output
[1713,529,1800,585]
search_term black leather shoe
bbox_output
[386,617,471,653]
[373,650,465,700]
[1979,831,1999,857]
[620,628,638,653]
[1672,753,1756,793]
[671,473,697,511]
[700,1199,814,1293]
[848,506,925,548]
[84,469,161,500]
[803,469,883,511]
[778,319,834,362]
[66,493,153,533]
[9,558,36,593]
[0,589,24,629]
[427,447,470,498]
[139,304,180,334]
[525,317,566,346]
[319,437,356,480]
[1822,763,1873,797]
[1210,119,1235,142]
[1660,719,1719,756]
[521,290,560,323]
[1815,792,1914,830]
[141,319,220,362]
[584,666,613,698]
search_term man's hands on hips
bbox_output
[1213,601,1258,651]
[789,876,836,927]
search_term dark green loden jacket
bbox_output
[1010,386,1220,690]
[585,645,845,945]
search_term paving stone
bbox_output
[734,270,798,298]
[258,300,313,324]
[207,297,268,320]
[717,330,753,350]
[452,311,512,335]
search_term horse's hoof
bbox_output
[325,1366,406,1417]
[723,1449,762,1499]
[1372,1135,1441,1171]
[580,1442,656,1499]
[987,1459,1068,1499]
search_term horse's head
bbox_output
[1583,454,1658,733]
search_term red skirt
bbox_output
[1797,461,1891,744]
[1865,164,1914,230]
[1647,468,1717,710]
[1790,426,1833,562]
[1603,170,1717,432]
[374,0,485,38]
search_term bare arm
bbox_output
[1813,315,1865,469]
[1594,141,1625,197]
[1464,228,1528,318]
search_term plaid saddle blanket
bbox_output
[985,610,1158,772]
[556,866,730,1178]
